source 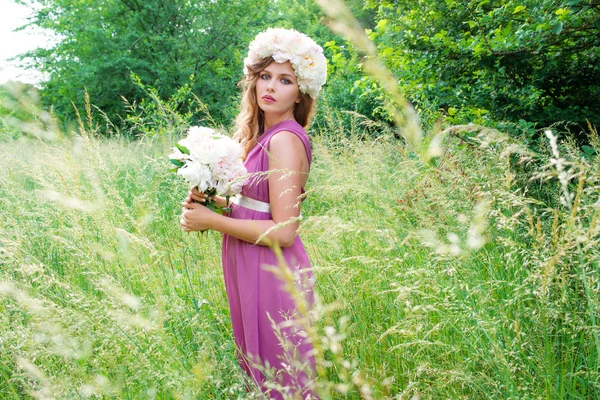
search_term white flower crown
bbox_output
[243,28,328,99]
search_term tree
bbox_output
[17,0,270,129]
[365,0,600,135]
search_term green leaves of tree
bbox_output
[21,0,269,130]
[16,0,600,140]
[364,0,600,133]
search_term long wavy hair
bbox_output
[233,57,316,159]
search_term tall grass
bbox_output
[0,134,245,398]
[308,119,600,398]
[1,92,599,398]
[1,3,599,393]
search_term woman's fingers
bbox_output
[185,195,201,203]
[180,203,211,232]
[180,215,189,231]
[181,201,201,209]
[188,188,208,203]
[190,187,204,198]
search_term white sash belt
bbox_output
[231,194,271,213]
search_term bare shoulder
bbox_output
[269,130,304,148]
[268,130,309,168]
[269,130,307,156]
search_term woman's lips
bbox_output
[262,95,275,103]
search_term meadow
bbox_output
[1,95,599,399]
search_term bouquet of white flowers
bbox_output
[169,126,247,212]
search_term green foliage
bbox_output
[365,0,600,135]
[0,83,29,141]
[15,0,396,138]
[18,0,270,129]
[13,0,600,141]
[121,73,209,138]
[1,112,599,398]
[0,81,61,141]
[318,40,388,130]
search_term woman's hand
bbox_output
[180,200,217,232]
[185,187,227,208]
[185,187,208,204]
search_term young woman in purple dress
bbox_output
[179,28,327,399]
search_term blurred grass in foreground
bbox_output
[0,84,599,398]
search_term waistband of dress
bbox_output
[231,194,271,213]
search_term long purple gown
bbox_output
[222,119,318,399]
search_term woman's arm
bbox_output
[180,130,309,248]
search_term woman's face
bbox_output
[255,61,300,119]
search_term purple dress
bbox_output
[222,120,317,399]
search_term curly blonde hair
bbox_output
[233,57,316,159]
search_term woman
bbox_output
[179,28,327,399]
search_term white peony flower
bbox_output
[178,160,212,192]
[169,126,247,198]
[179,126,214,150]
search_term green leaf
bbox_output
[376,19,389,30]
[553,22,564,35]
[582,145,596,156]
[169,159,184,167]
[513,5,526,14]
[175,143,190,155]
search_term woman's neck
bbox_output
[263,110,295,131]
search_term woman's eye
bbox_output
[260,73,270,80]
[281,78,291,84]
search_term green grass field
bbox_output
[1,115,599,398]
